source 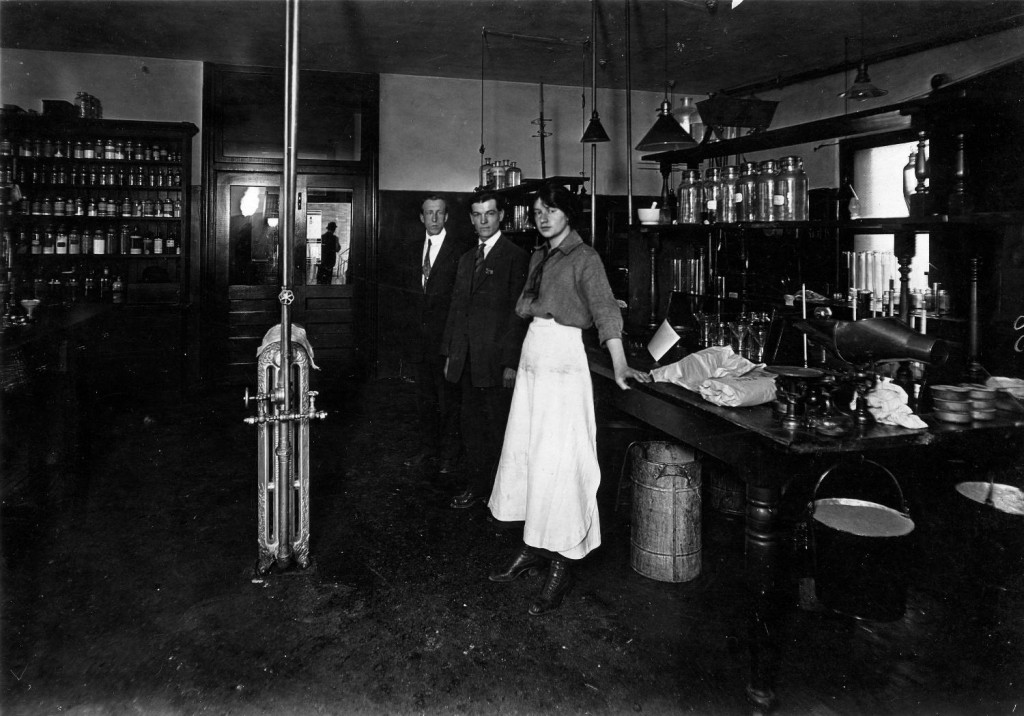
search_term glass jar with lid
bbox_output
[755,160,778,221]
[773,155,808,221]
[718,165,740,224]
[702,167,722,223]
[676,169,702,224]
[737,162,759,222]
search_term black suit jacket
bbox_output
[442,236,530,387]
[412,232,472,362]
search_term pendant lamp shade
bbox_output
[581,110,611,143]
[839,61,888,100]
[636,99,697,151]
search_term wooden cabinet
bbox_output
[1,114,198,392]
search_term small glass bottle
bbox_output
[479,157,492,189]
[506,161,522,187]
[130,225,143,255]
[676,169,702,225]
[736,162,759,222]
[718,165,740,224]
[755,159,778,221]
[93,228,106,255]
[702,166,722,223]
[774,155,808,221]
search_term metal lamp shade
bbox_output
[581,111,610,143]
[840,62,888,100]
[635,100,696,151]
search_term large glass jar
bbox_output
[702,167,722,223]
[718,165,740,224]
[676,169,702,224]
[774,155,808,221]
[755,159,778,221]
[737,162,759,222]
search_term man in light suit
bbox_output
[442,192,529,509]
[405,195,472,473]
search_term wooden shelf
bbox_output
[641,99,920,166]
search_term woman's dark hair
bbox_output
[531,183,580,228]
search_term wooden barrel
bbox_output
[629,442,702,583]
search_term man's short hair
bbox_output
[422,194,447,213]
[471,190,504,213]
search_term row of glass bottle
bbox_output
[5,224,181,256]
[478,158,523,190]
[676,156,808,224]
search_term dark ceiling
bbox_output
[2,0,1023,96]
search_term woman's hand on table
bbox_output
[615,365,652,391]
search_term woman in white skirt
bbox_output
[487,183,650,616]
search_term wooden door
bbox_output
[209,171,366,385]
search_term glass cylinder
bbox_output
[737,162,759,222]
[755,159,778,221]
[718,165,740,224]
[702,167,722,224]
[773,155,808,221]
[676,169,702,224]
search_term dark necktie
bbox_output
[471,242,486,290]
[422,239,432,291]
[523,244,554,300]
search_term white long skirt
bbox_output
[488,317,601,559]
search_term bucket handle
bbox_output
[616,441,698,512]
[808,456,909,520]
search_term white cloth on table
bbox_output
[651,346,773,405]
[862,377,927,429]
[488,318,601,560]
[698,371,777,407]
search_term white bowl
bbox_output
[638,208,661,224]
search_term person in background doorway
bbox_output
[404,195,472,473]
[487,183,651,616]
[442,192,529,509]
[317,221,340,285]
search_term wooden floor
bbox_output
[2,377,1022,715]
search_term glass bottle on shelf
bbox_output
[737,162,759,222]
[130,225,143,255]
[676,169,702,225]
[43,225,56,254]
[479,157,492,189]
[718,165,740,224]
[154,228,164,255]
[99,267,112,301]
[774,155,808,221]
[55,225,68,255]
[111,275,124,304]
[702,166,722,223]
[166,227,178,254]
[755,159,778,221]
[492,159,506,189]
[68,227,81,255]
[506,161,521,187]
[93,227,107,255]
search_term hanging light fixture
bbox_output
[840,61,888,100]
[839,6,887,100]
[580,0,609,144]
[635,0,696,151]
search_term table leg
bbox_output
[744,483,783,713]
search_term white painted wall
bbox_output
[379,74,668,196]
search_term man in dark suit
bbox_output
[442,191,529,509]
[405,195,471,472]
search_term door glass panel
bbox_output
[304,188,353,285]
[229,184,281,285]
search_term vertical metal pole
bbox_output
[276,0,300,568]
[589,0,598,245]
[539,83,547,179]
[625,0,634,224]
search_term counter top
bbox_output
[587,345,1024,462]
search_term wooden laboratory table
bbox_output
[587,345,1024,712]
